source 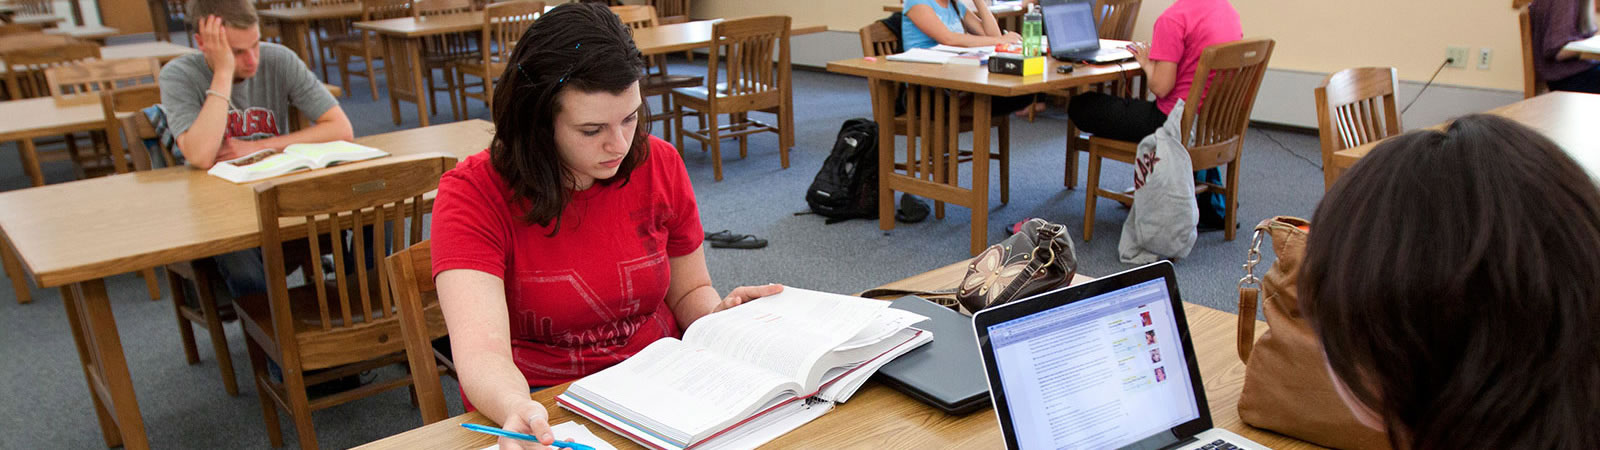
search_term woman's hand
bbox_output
[1126,41,1152,66]
[997,30,1023,45]
[497,400,557,450]
[712,284,785,313]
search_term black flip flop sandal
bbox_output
[704,230,737,243]
[710,234,767,249]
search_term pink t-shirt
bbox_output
[1149,0,1243,114]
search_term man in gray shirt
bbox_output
[160,0,353,171]
[160,0,353,298]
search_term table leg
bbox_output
[409,38,430,127]
[18,139,43,186]
[3,231,30,304]
[105,126,129,175]
[872,78,897,232]
[969,94,992,256]
[62,279,148,449]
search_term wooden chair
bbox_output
[1314,67,1400,190]
[614,4,703,142]
[0,23,44,35]
[649,0,688,24]
[383,240,456,425]
[671,15,793,181]
[311,0,362,82]
[453,0,542,117]
[1058,0,1144,186]
[4,40,100,99]
[15,0,53,15]
[257,0,302,46]
[859,21,1012,207]
[44,57,162,173]
[414,0,478,121]
[1082,38,1275,242]
[238,154,455,450]
[334,0,411,100]
[1516,3,1546,99]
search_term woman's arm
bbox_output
[436,269,558,450]
[961,0,1004,38]
[663,247,783,330]
[1128,41,1180,98]
[907,4,1019,48]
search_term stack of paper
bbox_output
[1564,35,1600,54]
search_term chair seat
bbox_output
[642,74,702,93]
[234,273,443,371]
[452,59,506,78]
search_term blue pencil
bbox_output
[461,423,597,450]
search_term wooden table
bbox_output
[45,25,122,43]
[353,16,824,127]
[827,57,1140,255]
[0,119,495,450]
[1329,91,1600,182]
[258,3,364,67]
[99,40,198,62]
[356,260,1315,449]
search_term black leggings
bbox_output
[1067,92,1226,223]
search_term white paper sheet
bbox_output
[477,421,618,450]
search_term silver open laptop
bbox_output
[1042,0,1135,63]
[972,262,1268,450]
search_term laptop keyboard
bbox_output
[1196,438,1242,450]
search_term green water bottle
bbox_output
[1022,4,1043,58]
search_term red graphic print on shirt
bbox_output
[224,107,280,141]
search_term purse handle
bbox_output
[1235,220,1271,362]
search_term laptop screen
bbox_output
[983,278,1201,449]
[1043,0,1099,54]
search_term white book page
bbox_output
[683,288,888,390]
[565,339,796,441]
[887,48,956,64]
[282,141,388,167]
[206,150,312,183]
[1565,35,1600,53]
[931,44,994,55]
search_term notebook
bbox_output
[874,296,992,414]
[972,262,1268,450]
[555,288,933,450]
[1042,0,1134,63]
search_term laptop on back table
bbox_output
[1042,0,1135,63]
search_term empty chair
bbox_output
[1314,67,1401,189]
[454,0,543,116]
[613,4,702,142]
[671,15,794,181]
[384,240,456,425]
[333,0,412,100]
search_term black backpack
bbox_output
[806,118,880,223]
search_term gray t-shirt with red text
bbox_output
[157,42,336,154]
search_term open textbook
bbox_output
[556,288,932,450]
[207,141,388,183]
[1564,34,1600,55]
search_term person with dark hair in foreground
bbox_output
[1301,114,1600,450]
[428,4,782,449]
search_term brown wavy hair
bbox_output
[490,2,649,231]
[1301,114,1600,449]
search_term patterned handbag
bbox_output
[954,219,1078,314]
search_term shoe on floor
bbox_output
[710,234,767,249]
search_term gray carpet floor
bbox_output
[0,34,1326,449]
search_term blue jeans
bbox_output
[211,248,268,300]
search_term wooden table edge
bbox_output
[825,60,1129,97]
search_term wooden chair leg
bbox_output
[192,268,238,397]
[167,270,200,365]
[245,336,284,447]
[141,269,160,300]
[673,100,686,157]
[425,69,439,118]
[708,112,722,181]
[366,55,381,101]
[1064,120,1080,188]
[736,113,748,159]
[284,365,319,450]
[1224,161,1240,241]
[661,94,674,142]
[338,51,351,98]
[1083,145,1102,242]
[444,67,462,122]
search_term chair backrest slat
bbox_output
[1177,38,1274,170]
[648,0,688,23]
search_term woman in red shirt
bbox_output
[428,4,782,449]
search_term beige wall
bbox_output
[694,0,1525,91]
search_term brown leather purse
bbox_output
[955,218,1077,314]
[1236,216,1390,449]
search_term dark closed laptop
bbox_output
[874,296,991,415]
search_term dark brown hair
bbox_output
[187,0,258,28]
[490,2,649,230]
[1301,114,1600,449]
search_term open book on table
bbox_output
[556,288,933,450]
[1565,34,1600,55]
[207,141,388,183]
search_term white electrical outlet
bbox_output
[1478,48,1492,70]
[1447,47,1468,68]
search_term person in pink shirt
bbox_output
[1067,0,1242,230]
